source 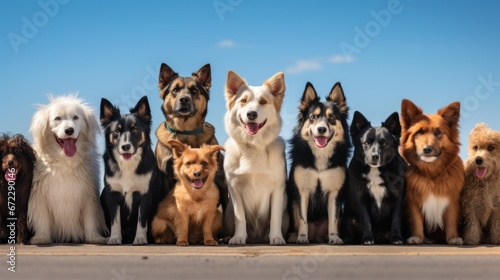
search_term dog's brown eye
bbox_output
[54,117,61,121]
[309,115,317,121]
[473,145,478,151]
[417,128,424,135]
[488,145,495,151]
[201,161,208,167]
[259,100,267,105]
[380,140,387,146]
[73,116,79,120]
[190,88,198,94]
[240,99,247,104]
[434,129,442,136]
[185,162,192,167]
[132,128,139,133]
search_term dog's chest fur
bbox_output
[363,168,387,210]
[421,194,449,231]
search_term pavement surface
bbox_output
[1,244,500,280]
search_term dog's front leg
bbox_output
[489,208,500,244]
[444,197,463,245]
[175,210,190,246]
[357,202,374,245]
[327,190,343,245]
[202,209,218,246]
[269,188,286,245]
[133,194,150,245]
[228,184,247,245]
[390,190,404,245]
[107,203,122,245]
[296,191,310,244]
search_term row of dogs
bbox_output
[1,63,499,246]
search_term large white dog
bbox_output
[223,71,289,245]
[28,95,107,244]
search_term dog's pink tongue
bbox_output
[314,136,329,148]
[5,170,16,181]
[191,179,204,189]
[63,138,77,157]
[245,123,260,135]
[476,167,487,178]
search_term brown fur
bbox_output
[154,63,227,211]
[151,140,224,246]
[461,123,500,244]
[0,133,36,244]
[401,99,464,245]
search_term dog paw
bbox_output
[287,233,298,244]
[270,236,286,245]
[406,236,423,245]
[391,236,404,245]
[447,237,463,245]
[296,234,309,244]
[176,240,189,246]
[229,236,246,245]
[362,237,375,245]
[88,236,107,244]
[204,239,218,246]
[107,236,122,245]
[133,236,148,246]
[328,234,344,245]
[29,236,51,245]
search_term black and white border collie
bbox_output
[341,111,405,245]
[100,96,163,245]
[287,82,350,244]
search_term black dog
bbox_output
[341,111,405,245]
[100,96,163,245]
[0,133,36,244]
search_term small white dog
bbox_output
[223,71,289,245]
[28,95,107,244]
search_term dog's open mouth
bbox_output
[420,156,437,163]
[176,108,192,116]
[476,167,487,178]
[313,136,330,148]
[55,135,78,157]
[190,177,207,189]
[4,169,17,182]
[121,153,134,160]
[241,118,266,135]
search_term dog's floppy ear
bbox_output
[100,98,121,128]
[401,99,423,131]
[299,82,319,113]
[438,101,460,131]
[383,112,402,138]
[350,111,371,138]
[205,144,225,160]
[158,63,178,96]
[225,71,247,109]
[327,82,348,117]
[15,134,36,164]
[131,96,152,125]
[167,140,188,159]
[193,64,212,92]
[30,103,49,145]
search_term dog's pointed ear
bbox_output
[299,82,319,113]
[225,71,246,109]
[383,112,402,138]
[100,98,121,128]
[206,144,225,160]
[350,111,371,138]
[264,72,285,112]
[131,96,152,125]
[401,99,423,131]
[167,140,187,159]
[327,82,348,117]
[159,63,178,97]
[193,64,212,91]
[438,102,460,131]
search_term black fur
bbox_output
[100,96,164,244]
[341,111,406,245]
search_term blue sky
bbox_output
[1,0,499,160]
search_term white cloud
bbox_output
[285,59,322,74]
[329,54,356,63]
[218,40,236,48]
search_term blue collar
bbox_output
[165,122,203,135]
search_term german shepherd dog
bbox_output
[401,99,464,245]
[341,111,405,245]
[287,82,350,244]
[100,96,163,245]
[154,63,227,210]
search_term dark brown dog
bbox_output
[154,63,227,210]
[0,133,36,244]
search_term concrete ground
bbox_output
[1,244,500,280]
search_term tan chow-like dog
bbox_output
[462,123,500,245]
[154,63,227,208]
[151,140,224,246]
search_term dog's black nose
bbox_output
[423,146,433,155]
[193,171,202,177]
[65,128,74,136]
[247,111,258,121]
[121,144,131,151]
[7,160,14,166]
[371,155,380,162]
[476,157,483,165]
[317,127,327,134]
[180,96,191,104]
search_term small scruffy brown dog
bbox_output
[461,123,500,245]
[151,140,224,246]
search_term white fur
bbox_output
[224,72,287,245]
[421,194,449,231]
[366,167,386,210]
[421,156,437,163]
[28,94,107,244]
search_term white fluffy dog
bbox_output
[28,95,107,244]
